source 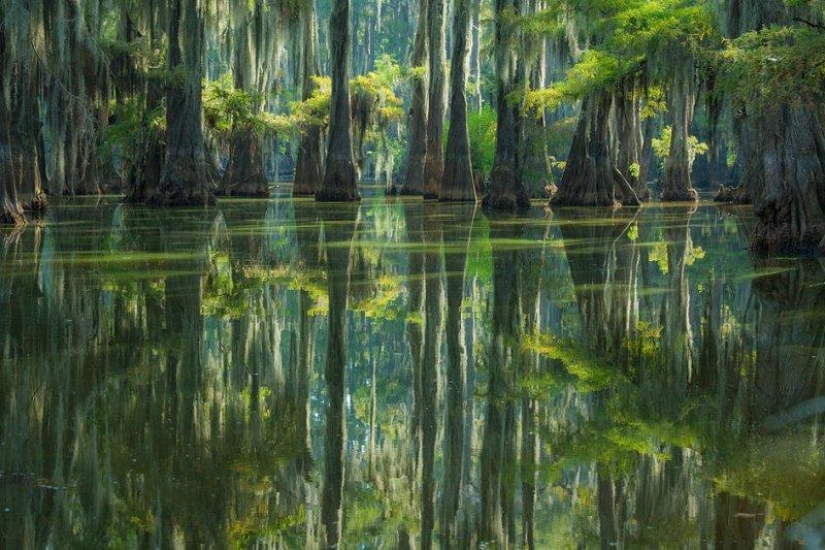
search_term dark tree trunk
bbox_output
[221,132,268,197]
[661,64,699,202]
[400,0,429,196]
[482,0,530,210]
[422,0,446,199]
[440,0,475,202]
[0,22,45,225]
[748,105,825,255]
[317,0,360,202]
[553,92,640,207]
[319,207,357,548]
[727,0,825,254]
[293,5,324,196]
[150,0,215,206]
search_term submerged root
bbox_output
[660,188,699,202]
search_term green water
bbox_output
[1,197,824,548]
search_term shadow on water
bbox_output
[1,198,824,547]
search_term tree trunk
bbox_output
[553,91,640,207]
[727,0,825,254]
[482,0,530,210]
[293,4,324,196]
[661,64,699,202]
[615,78,650,201]
[520,0,552,199]
[400,0,429,196]
[750,106,825,255]
[220,1,269,197]
[150,0,215,206]
[440,0,475,202]
[422,0,446,199]
[317,0,360,202]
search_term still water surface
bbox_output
[1,197,824,548]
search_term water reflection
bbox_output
[1,199,824,547]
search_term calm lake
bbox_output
[1,195,824,548]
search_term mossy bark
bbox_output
[0,37,46,225]
[553,92,640,207]
[661,65,698,203]
[219,1,269,198]
[293,6,324,197]
[440,0,475,203]
[400,0,429,196]
[317,0,360,202]
[727,0,825,254]
[149,0,215,207]
[422,0,446,200]
[615,78,650,201]
[482,0,529,211]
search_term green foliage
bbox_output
[651,125,708,171]
[718,25,825,111]
[467,107,497,176]
[101,98,165,179]
[204,75,296,138]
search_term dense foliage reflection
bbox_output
[1,198,824,547]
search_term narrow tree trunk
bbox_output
[150,0,215,206]
[520,0,552,199]
[317,0,360,202]
[482,0,530,210]
[470,0,482,112]
[615,78,650,201]
[400,0,429,196]
[440,0,475,202]
[422,0,446,199]
[661,65,699,202]
[293,4,324,196]
[220,2,269,197]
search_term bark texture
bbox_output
[220,1,270,198]
[553,92,640,207]
[293,5,324,196]
[482,0,530,211]
[422,0,446,199]
[150,0,215,206]
[727,0,825,254]
[440,0,476,202]
[400,0,429,196]
[317,0,360,202]
[661,64,699,202]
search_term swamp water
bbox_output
[1,196,824,548]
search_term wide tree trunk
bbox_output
[150,0,215,206]
[727,0,825,254]
[293,4,324,196]
[422,0,446,199]
[317,0,360,202]
[553,91,640,207]
[661,64,699,202]
[399,0,429,196]
[482,0,530,210]
[440,0,475,202]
